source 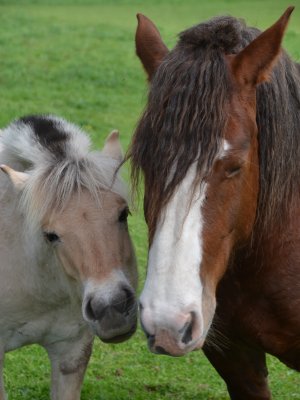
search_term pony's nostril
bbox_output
[85,297,106,322]
[84,287,135,323]
[181,313,195,345]
[124,288,135,311]
[85,298,96,321]
[113,287,135,315]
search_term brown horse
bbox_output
[129,7,300,400]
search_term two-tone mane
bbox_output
[129,16,300,238]
[0,115,126,230]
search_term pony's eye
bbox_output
[225,166,242,178]
[118,207,130,223]
[43,231,60,243]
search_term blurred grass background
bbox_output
[0,1,300,399]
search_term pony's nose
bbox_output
[84,286,135,322]
[112,286,136,315]
[84,297,106,321]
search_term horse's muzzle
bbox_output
[140,308,205,356]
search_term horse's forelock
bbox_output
[129,14,300,240]
[179,16,245,52]
[130,17,241,235]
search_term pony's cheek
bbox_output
[55,248,81,282]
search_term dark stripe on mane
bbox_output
[20,115,68,159]
[129,16,300,238]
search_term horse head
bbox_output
[131,8,294,356]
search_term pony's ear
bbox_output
[102,130,123,161]
[0,164,29,190]
[230,6,294,86]
[136,13,169,80]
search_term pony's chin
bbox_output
[98,323,137,344]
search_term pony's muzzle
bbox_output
[83,284,137,342]
[85,286,135,320]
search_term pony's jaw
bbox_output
[140,166,212,355]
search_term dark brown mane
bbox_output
[128,15,300,237]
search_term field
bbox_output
[1,0,300,399]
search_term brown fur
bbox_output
[135,14,169,80]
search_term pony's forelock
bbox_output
[0,115,127,232]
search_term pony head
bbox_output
[1,116,138,343]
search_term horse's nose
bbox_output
[84,286,135,322]
[141,308,200,356]
[180,315,194,345]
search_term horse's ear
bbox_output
[102,130,123,161]
[136,13,169,80]
[230,6,294,86]
[0,164,29,190]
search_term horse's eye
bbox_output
[225,166,242,178]
[44,231,60,243]
[118,207,130,223]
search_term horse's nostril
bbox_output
[181,313,194,345]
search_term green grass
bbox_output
[1,1,300,399]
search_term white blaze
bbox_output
[219,139,231,158]
[140,165,207,335]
